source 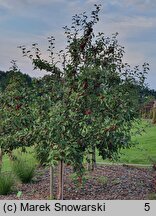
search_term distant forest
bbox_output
[0,70,32,92]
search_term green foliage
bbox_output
[148,193,156,200]
[96,121,156,165]
[0,62,32,92]
[0,63,35,156]
[0,172,14,195]
[16,5,149,177]
[141,86,156,101]
[17,191,23,198]
[69,173,87,187]
[12,157,36,183]
[97,176,108,186]
[35,143,50,165]
[111,178,120,185]
[0,70,7,91]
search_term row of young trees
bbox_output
[0,5,149,199]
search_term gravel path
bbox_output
[0,165,156,200]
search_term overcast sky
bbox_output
[0,0,156,89]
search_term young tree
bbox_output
[0,61,34,167]
[19,5,148,199]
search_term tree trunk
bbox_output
[87,154,91,171]
[91,146,97,171]
[50,165,54,199]
[57,160,64,200]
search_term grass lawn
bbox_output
[97,120,156,165]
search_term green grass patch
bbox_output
[97,176,108,185]
[97,121,156,165]
[111,178,120,185]
[12,156,36,183]
[1,148,38,173]
[0,172,14,195]
[148,193,156,200]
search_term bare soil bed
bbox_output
[0,165,156,200]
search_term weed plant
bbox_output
[97,176,108,185]
[148,193,156,200]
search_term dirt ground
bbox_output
[0,164,156,200]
